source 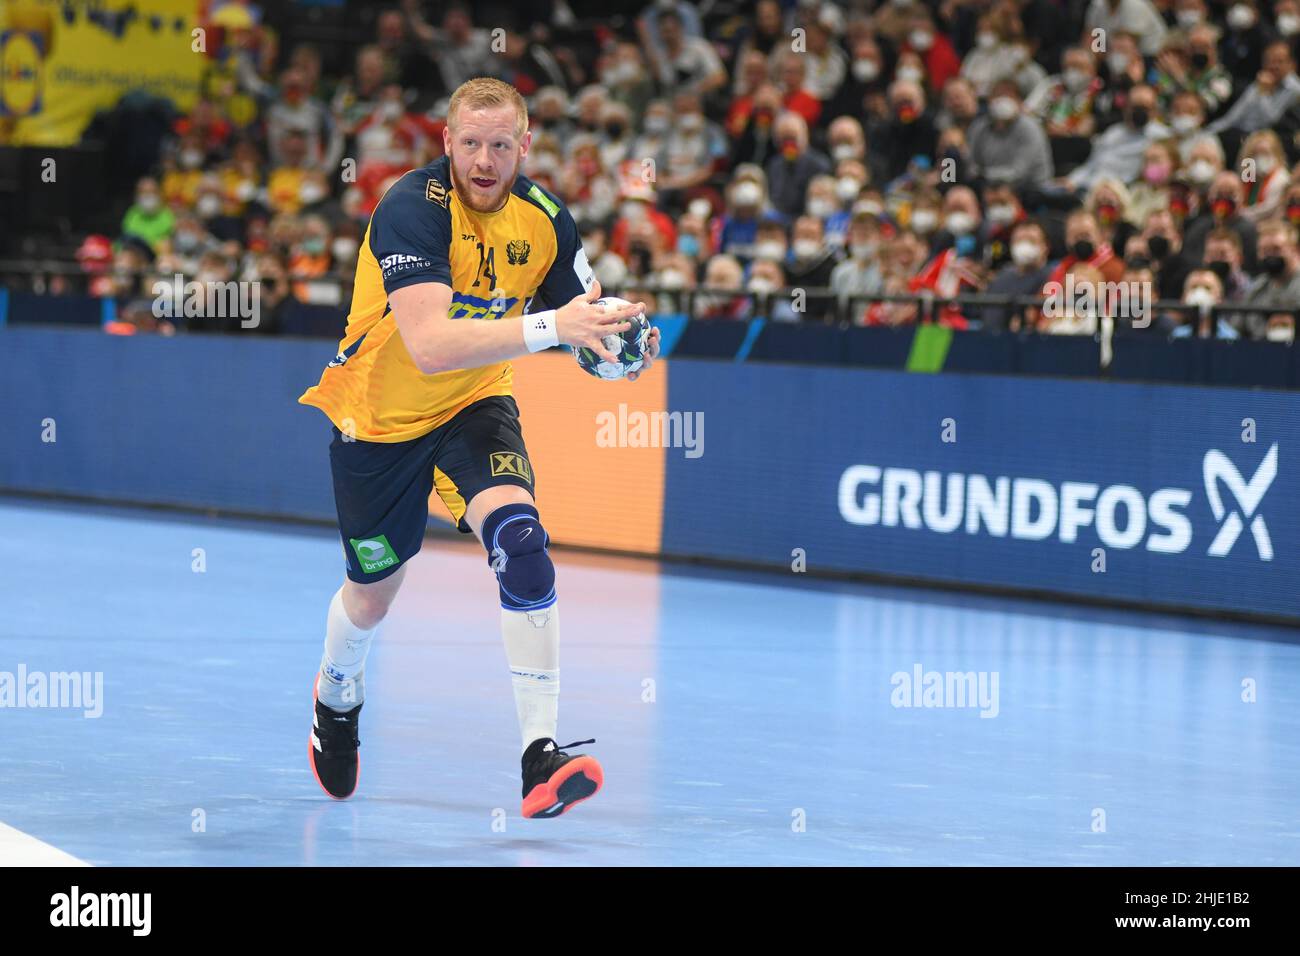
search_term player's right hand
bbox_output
[556,280,645,365]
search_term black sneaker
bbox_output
[309,675,362,799]
[521,737,604,818]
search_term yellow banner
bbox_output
[1,0,204,146]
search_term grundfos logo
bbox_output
[837,444,1277,560]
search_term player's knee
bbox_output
[481,503,555,611]
[342,579,396,629]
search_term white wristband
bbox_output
[522,309,560,352]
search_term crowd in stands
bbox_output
[51,0,1300,342]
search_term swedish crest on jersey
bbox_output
[425,177,449,208]
[506,239,531,265]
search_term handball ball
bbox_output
[573,297,650,380]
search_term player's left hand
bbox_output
[626,325,661,382]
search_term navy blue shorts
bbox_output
[328,395,535,582]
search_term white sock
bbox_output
[318,588,377,712]
[502,603,560,753]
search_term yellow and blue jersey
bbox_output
[299,155,595,442]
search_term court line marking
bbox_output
[0,820,90,867]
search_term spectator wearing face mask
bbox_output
[660,92,729,206]
[1046,209,1126,290]
[1165,90,1217,167]
[764,111,832,219]
[695,253,750,321]
[881,79,939,183]
[1064,85,1170,193]
[784,215,839,289]
[981,183,1029,268]
[1085,177,1137,263]
[1126,140,1181,225]
[1140,207,1194,299]
[610,186,678,265]
[825,35,889,125]
[1083,0,1167,57]
[960,15,1020,99]
[1167,268,1238,337]
[804,174,851,247]
[910,186,988,328]
[1220,1,1271,88]
[966,80,1055,192]
[1202,228,1251,302]
[982,219,1053,332]
[1242,219,1300,338]
[1025,46,1102,139]
[1182,171,1259,271]
[831,212,886,300]
[746,256,799,322]
[122,178,176,250]
[719,167,779,260]
[579,223,631,292]
[629,99,672,174]
[162,134,208,210]
[902,9,962,93]
[1236,130,1291,224]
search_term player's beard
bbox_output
[448,151,517,213]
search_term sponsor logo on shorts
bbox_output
[349,534,399,574]
[490,452,531,481]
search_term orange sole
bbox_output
[309,674,358,800]
[522,754,604,818]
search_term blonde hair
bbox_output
[447,77,529,140]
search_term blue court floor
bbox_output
[1,496,1298,866]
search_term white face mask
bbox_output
[1011,240,1041,266]
[807,198,835,219]
[595,255,628,288]
[1171,114,1198,135]
[331,237,358,262]
[897,66,924,84]
[581,239,603,261]
[911,209,938,233]
[909,30,934,51]
[1184,287,1217,310]
[1266,324,1296,343]
[138,193,161,213]
[1188,159,1217,183]
[1227,4,1255,29]
[987,203,1016,225]
[657,268,687,289]
[851,59,880,83]
[944,211,976,236]
[732,181,763,207]
[1176,10,1202,27]
[621,201,647,222]
[747,277,777,294]
[1280,14,1300,36]
[180,149,204,170]
[1255,154,1277,175]
[989,97,1019,121]
[755,240,787,260]
[836,176,862,202]
[832,143,857,161]
[678,113,704,134]
[197,194,222,218]
[792,238,821,259]
[1107,52,1129,74]
[850,241,878,260]
[977,32,997,50]
[689,198,713,219]
[645,115,670,135]
[300,181,326,204]
[854,200,884,217]
[1063,68,1090,93]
